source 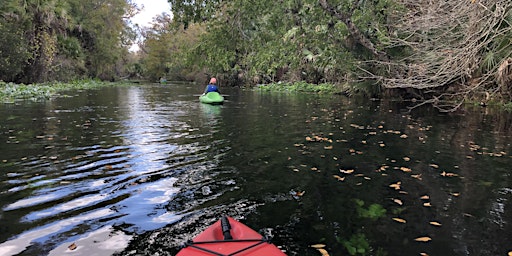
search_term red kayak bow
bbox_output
[177,216,286,256]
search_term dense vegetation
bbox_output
[1,0,512,110]
[0,0,137,83]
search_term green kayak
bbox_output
[199,92,224,104]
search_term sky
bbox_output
[130,0,171,51]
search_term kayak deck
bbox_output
[177,216,286,256]
[199,92,224,104]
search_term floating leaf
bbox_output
[451,192,460,197]
[411,174,422,180]
[324,145,333,150]
[296,191,306,197]
[310,244,326,249]
[389,182,401,190]
[392,217,407,223]
[340,169,354,174]
[333,175,345,181]
[429,221,442,226]
[68,243,77,250]
[420,253,429,256]
[393,198,403,205]
[429,164,439,169]
[508,251,512,256]
[400,134,408,139]
[423,202,432,207]
[400,167,412,172]
[403,157,410,161]
[317,248,330,256]
[420,195,430,200]
[441,171,458,177]
[414,236,432,242]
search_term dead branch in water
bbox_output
[368,0,512,111]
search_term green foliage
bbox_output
[0,80,127,102]
[354,199,387,220]
[339,233,371,256]
[0,0,132,83]
[257,82,339,94]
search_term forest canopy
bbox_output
[1,0,511,110]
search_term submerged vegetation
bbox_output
[0,80,122,102]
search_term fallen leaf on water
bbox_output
[400,134,408,139]
[400,167,412,172]
[508,251,512,256]
[403,157,410,161]
[441,171,458,177]
[317,248,330,256]
[393,198,403,205]
[411,174,422,180]
[324,146,333,150]
[429,221,442,226]
[389,181,401,190]
[420,195,430,200]
[340,169,354,174]
[333,175,345,181]
[296,191,306,196]
[423,202,432,207]
[392,217,407,223]
[451,192,460,197]
[414,236,432,242]
[429,164,439,169]
[68,243,77,250]
[310,244,326,249]
[420,253,429,256]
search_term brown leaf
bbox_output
[423,202,432,207]
[296,191,306,197]
[310,244,326,249]
[420,195,430,200]
[393,198,403,205]
[389,182,401,190]
[420,253,429,256]
[324,145,333,150]
[333,175,345,181]
[429,221,442,227]
[414,236,432,242]
[317,248,330,256]
[68,243,77,250]
[429,164,439,169]
[400,167,412,172]
[392,217,407,223]
[340,169,354,174]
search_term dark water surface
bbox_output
[0,83,511,255]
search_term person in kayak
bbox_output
[203,77,220,94]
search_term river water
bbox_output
[0,83,510,255]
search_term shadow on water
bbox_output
[0,83,511,255]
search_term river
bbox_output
[0,83,510,255]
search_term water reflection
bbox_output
[0,85,511,256]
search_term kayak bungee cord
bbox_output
[182,238,272,256]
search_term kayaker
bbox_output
[203,77,220,94]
